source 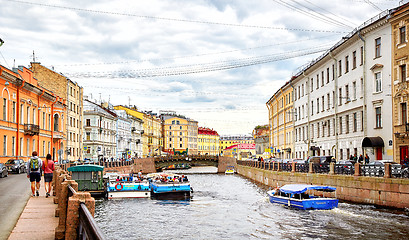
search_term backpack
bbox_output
[31,158,39,171]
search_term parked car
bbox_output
[306,156,335,164]
[335,160,355,175]
[0,163,8,178]
[363,160,401,177]
[5,159,26,174]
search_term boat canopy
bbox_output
[279,184,336,194]
[67,164,104,172]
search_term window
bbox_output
[86,132,90,140]
[327,93,330,110]
[311,124,314,139]
[3,135,6,155]
[345,85,349,102]
[332,91,335,108]
[340,149,343,160]
[20,138,23,156]
[346,115,349,134]
[26,139,29,156]
[375,72,382,92]
[12,101,16,123]
[302,84,304,97]
[402,103,407,125]
[375,37,381,58]
[42,141,45,156]
[11,137,15,156]
[338,60,342,76]
[339,88,343,105]
[401,64,406,82]
[317,98,320,114]
[339,116,343,134]
[353,81,357,100]
[361,111,364,131]
[316,75,319,89]
[353,113,357,132]
[311,101,314,115]
[3,98,6,121]
[321,96,324,112]
[317,122,320,138]
[400,26,406,44]
[332,64,335,80]
[360,46,364,66]
[326,68,330,83]
[375,107,382,128]
[352,51,357,69]
[345,56,349,73]
[321,71,324,86]
[327,120,331,137]
[311,80,314,92]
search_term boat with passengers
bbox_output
[267,184,338,210]
[106,173,151,199]
[147,173,192,199]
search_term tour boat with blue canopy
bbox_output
[267,184,338,210]
[106,173,151,199]
[147,173,192,199]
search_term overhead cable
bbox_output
[4,0,347,33]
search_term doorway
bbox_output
[400,146,408,165]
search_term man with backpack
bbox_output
[27,151,43,197]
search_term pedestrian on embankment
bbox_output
[365,154,370,164]
[27,151,43,197]
[42,154,55,198]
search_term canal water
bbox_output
[95,167,409,239]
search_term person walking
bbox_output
[27,151,43,197]
[42,154,55,198]
[365,154,370,164]
[358,154,363,164]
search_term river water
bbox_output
[95,167,409,239]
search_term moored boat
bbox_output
[225,166,235,174]
[148,173,192,199]
[267,184,338,210]
[106,174,151,199]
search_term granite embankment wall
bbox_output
[237,165,409,209]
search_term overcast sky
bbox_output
[0,0,402,135]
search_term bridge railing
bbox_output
[237,160,407,179]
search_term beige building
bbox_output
[266,81,294,159]
[219,135,254,155]
[30,62,83,162]
[161,112,197,155]
[143,112,162,157]
[391,3,409,164]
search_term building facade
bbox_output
[143,112,162,157]
[266,82,294,159]
[0,64,66,163]
[30,62,83,162]
[391,3,409,164]
[219,135,254,155]
[290,10,393,161]
[252,125,270,157]
[161,114,190,154]
[198,127,219,156]
[83,98,116,161]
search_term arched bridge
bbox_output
[134,156,236,173]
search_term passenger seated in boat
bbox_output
[301,193,310,199]
[183,175,188,182]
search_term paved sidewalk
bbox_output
[8,181,58,240]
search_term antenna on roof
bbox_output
[32,50,36,62]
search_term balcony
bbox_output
[24,124,39,136]
[394,123,409,138]
[53,132,64,139]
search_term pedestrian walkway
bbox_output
[8,180,58,240]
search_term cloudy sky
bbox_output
[0,0,402,135]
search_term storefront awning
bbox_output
[362,137,384,148]
[283,148,292,152]
[310,146,320,151]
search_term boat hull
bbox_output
[150,182,191,199]
[107,181,151,199]
[268,191,338,210]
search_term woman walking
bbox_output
[42,154,55,198]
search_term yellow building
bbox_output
[266,81,294,159]
[391,3,409,164]
[219,135,254,155]
[162,114,190,154]
[198,127,220,156]
[113,106,162,157]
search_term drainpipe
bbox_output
[330,51,339,161]
[288,82,295,159]
[266,101,272,157]
[37,89,44,155]
[16,71,27,159]
[302,71,310,159]
[50,95,58,161]
[358,31,367,155]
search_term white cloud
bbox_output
[0,0,401,134]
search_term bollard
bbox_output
[65,192,95,240]
[291,162,296,173]
[384,163,391,178]
[55,180,78,240]
[309,162,313,173]
[329,162,335,175]
[354,162,361,176]
[277,162,280,172]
